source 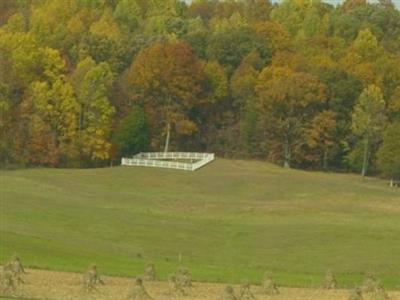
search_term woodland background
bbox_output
[0,0,399,179]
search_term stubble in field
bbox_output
[5,269,399,300]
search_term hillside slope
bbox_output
[1,159,399,287]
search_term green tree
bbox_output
[388,86,400,120]
[90,9,121,41]
[184,16,209,59]
[270,0,329,38]
[377,121,400,185]
[113,106,148,157]
[113,0,142,32]
[0,30,42,87]
[231,51,262,155]
[351,85,387,177]
[203,60,228,103]
[207,25,265,72]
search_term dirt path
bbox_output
[4,269,400,300]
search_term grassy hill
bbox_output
[1,159,399,287]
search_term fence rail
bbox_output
[121,152,215,171]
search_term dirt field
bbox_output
[3,269,399,300]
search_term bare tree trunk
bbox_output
[390,178,394,188]
[283,136,290,168]
[164,122,170,153]
[323,149,329,170]
[164,95,172,153]
[361,138,370,178]
[79,104,84,132]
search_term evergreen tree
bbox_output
[113,106,149,157]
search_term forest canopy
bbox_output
[0,0,399,179]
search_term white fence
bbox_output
[121,152,215,171]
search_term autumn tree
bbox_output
[71,56,115,162]
[29,0,78,49]
[351,85,387,177]
[341,0,367,12]
[191,60,230,152]
[127,41,204,152]
[256,66,326,168]
[186,0,216,23]
[0,0,400,171]
[18,48,80,166]
[0,28,33,165]
[0,27,81,166]
[342,29,381,86]
[316,68,363,166]
[298,110,338,169]
[143,0,186,39]
[243,0,272,22]
[251,21,292,56]
[19,80,78,166]
[0,0,28,26]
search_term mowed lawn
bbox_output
[1,159,399,288]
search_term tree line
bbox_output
[0,0,399,180]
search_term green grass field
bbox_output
[1,159,399,288]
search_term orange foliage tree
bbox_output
[127,41,204,152]
[256,66,326,168]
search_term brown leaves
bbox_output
[256,65,327,167]
[129,41,203,105]
[128,41,205,150]
[256,66,326,112]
